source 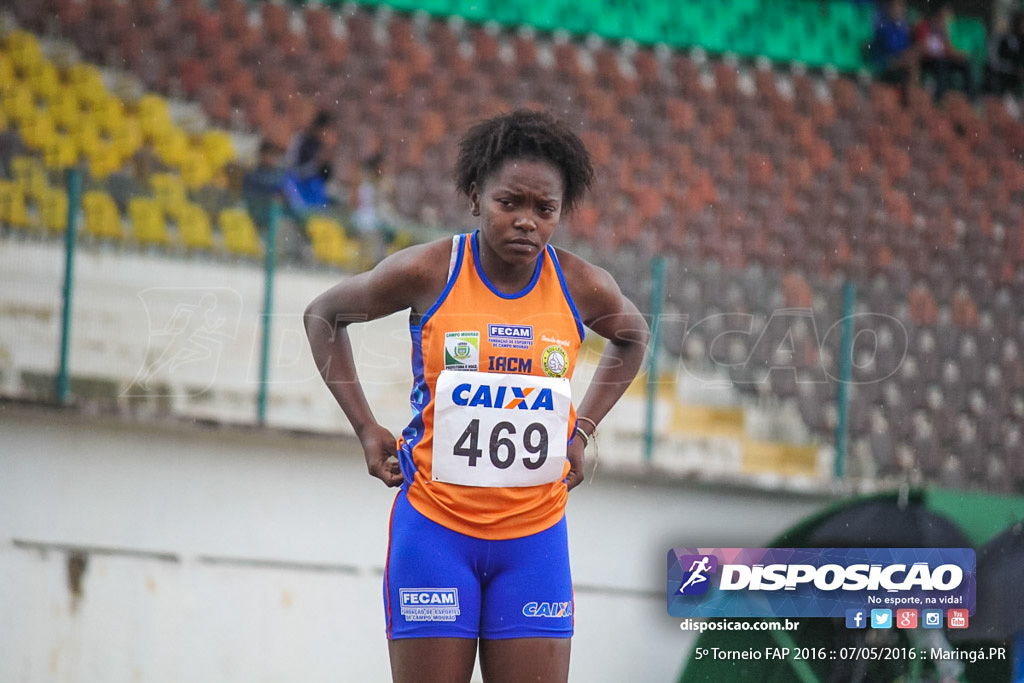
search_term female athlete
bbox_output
[305,109,649,683]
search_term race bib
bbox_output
[432,370,571,487]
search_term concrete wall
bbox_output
[0,404,832,683]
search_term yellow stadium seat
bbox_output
[177,203,215,252]
[20,108,57,151]
[2,83,35,124]
[29,61,60,101]
[39,186,68,233]
[200,130,235,170]
[128,196,170,247]
[111,118,143,159]
[0,108,8,133]
[50,89,82,130]
[11,155,48,201]
[95,95,127,134]
[0,53,16,89]
[0,180,32,230]
[7,31,44,76]
[67,64,106,108]
[150,172,188,217]
[82,190,123,241]
[43,133,79,171]
[307,215,358,268]
[180,149,213,190]
[154,127,188,168]
[86,141,123,179]
[219,207,263,258]
[70,118,103,163]
[138,94,172,141]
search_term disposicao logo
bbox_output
[667,548,976,619]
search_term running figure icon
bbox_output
[678,556,712,593]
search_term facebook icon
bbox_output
[845,609,867,629]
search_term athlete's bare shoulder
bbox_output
[370,235,457,315]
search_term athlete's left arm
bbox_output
[559,250,650,488]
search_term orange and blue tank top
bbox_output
[399,231,584,540]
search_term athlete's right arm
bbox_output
[304,240,449,486]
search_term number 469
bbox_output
[453,419,549,470]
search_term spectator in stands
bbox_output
[286,109,338,208]
[984,11,1024,97]
[243,139,309,263]
[913,3,976,101]
[243,140,308,219]
[868,0,919,99]
[351,152,394,263]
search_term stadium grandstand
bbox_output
[2,0,1024,680]
[3,0,1022,491]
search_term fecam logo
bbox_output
[676,554,718,596]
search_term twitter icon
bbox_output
[870,609,892,629]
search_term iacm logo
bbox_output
[451,383,554,411]
[522,601,573,617]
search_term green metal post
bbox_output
[56,168,82,405]
[834,280,857,479]
[644,256,666,463]
[256,201,280,426]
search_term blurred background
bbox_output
[2,0,1024,681]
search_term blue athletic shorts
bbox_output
[384,489,574,640]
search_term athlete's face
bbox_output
[470,157,564,268]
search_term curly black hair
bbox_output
[454,109,594,215]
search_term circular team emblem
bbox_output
[452,341,473,360]
[542,345,568,378]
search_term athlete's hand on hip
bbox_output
[359,423,404,487]
[565,437,585,491]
